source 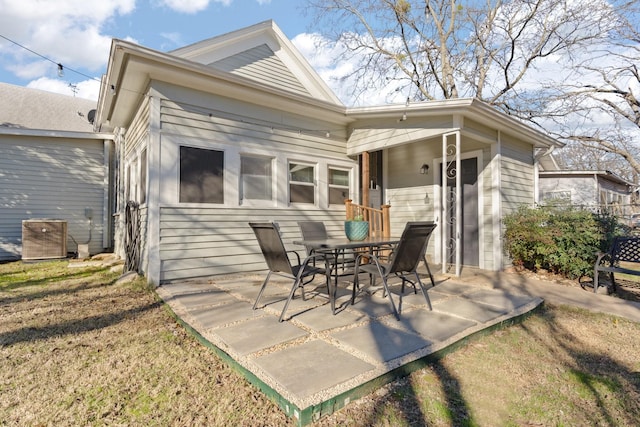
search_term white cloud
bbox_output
[159,0,224,13]
[26,77,101,101]
[0,0,134,83]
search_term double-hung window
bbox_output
[289,162,315,204]
[241,155,273,202]
[328,167,350,205]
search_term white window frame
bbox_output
[288,161,316,205]
[328,166,351,206]
[240,154,275,206]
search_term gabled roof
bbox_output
[97,21,348,131]
[0,82,96,134]
[169,21,340,104]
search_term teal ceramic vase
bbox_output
[345,221,369,241]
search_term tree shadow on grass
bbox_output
[517,305,640,425]
[0,300,161,347]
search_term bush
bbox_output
[503,205,622,279]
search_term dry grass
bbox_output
[1,259,640,426]
[0,260,292,426]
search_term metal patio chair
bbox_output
[249,222,331,322]
[352,221,437,320]
[298,221,356,272]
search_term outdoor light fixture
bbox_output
[57,63,64,77]
[420,164,429,174]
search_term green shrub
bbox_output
[503,205,622,279]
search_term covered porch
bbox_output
[157,268,542,425]
[348,98,562,277]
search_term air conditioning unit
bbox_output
[22,220,68,261]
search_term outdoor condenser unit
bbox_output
[21,219,68,261]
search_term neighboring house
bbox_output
[538,170,633,217]
[0,83,114,261]
[93,20,563,285]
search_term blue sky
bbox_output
[0,0,321,101]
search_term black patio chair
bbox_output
[298,221,356,273]
[249,222,331,322]
[352,221,437,320]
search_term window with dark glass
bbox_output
[289,162,315,204]
[179,146,224,203]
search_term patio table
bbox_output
[292,236,400,313]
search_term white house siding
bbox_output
[210,44,311,97]
[113,98,150,262]
[159,207,346,282]
[500,138,535,214]
[499,138,535,269]
[347,115,454,156]
[0,136,107,260]
[137,84,355,283]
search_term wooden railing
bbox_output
[345,199,391,237]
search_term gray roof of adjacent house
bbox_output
[0,82,96,133]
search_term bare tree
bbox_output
[305,0,640,180]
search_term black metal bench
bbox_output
[594,236,640,293]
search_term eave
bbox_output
[0,127,113,140]
[96,39,351,132]
[347,98,563,150]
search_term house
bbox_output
[0,83,114,261]
[94,20,563,285]
[538,169,633,217]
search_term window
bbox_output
[328,168,349,205]
[180,146,224,203]
[241,155,273,201]
[289,162,315,204]
[139,148,147,205]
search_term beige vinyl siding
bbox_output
[500,140,535,214]
[159,98,347,157]
[159,206,346,282]
[124,96,150,158]
[347,116,453,156]
[141,83,355,283]
[211,44,311,97]
[0,136,106,260]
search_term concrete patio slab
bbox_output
[187,300,257,329]
[156,272,544,425]
[330,320,432,363]
[162,288,237,308]
[394,309,477,342]
[433,296,510,323]
[254,339,376,401]
[215,316,308,355]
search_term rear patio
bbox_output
[156,268,542,425]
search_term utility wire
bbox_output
[0,33,101,82]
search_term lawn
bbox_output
[1,260,639,426]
